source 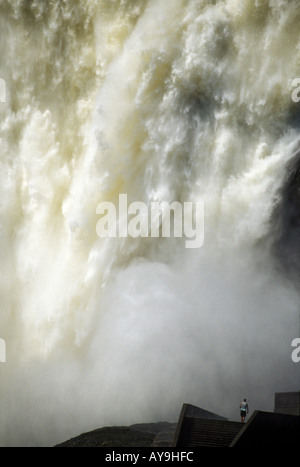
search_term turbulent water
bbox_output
[0,0,300,447]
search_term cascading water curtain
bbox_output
[0,0,299,447]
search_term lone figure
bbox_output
[239,398,249,423]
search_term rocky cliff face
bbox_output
[272,154,300,277]
[55,422,175,447]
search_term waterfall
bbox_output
[0,0,299,446]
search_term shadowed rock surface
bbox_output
[55,422,176,447]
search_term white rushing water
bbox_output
[0,0,299,446]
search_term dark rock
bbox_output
[54,422,176,448]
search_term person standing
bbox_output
[240,398,249,423]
